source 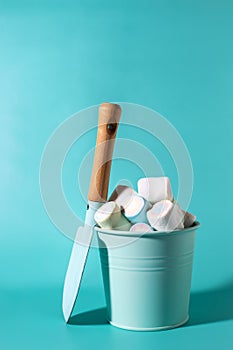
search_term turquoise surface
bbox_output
[0,1,233,349]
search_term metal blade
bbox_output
[62,201,101,323]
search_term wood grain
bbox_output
[88,102,121,202]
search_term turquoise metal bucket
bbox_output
[96,222,200,331]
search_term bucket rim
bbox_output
[94,221,200,238]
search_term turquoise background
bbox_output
[1,0,233,349]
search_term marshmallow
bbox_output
[108,185,137,210]
[137,177,173,204]
[147,200,184,231]
[129,223,154,233]
[120,193,152,224]
[183,211,196,228]
[94,201,131,230]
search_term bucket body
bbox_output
[96,223,199,331]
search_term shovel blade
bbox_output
[62,224,93,323]
[62,201,102,322]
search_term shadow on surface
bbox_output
[69,307,108,325]
[68,282,233,327]
[187,281,233,326]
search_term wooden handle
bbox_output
[88,103,121,202]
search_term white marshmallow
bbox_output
[137,177,173,204]
[94,201,131,230]
[147,200,184,231]
[183,210,196,228]
[108,185,137,210]
[120,193,152,224]
[129,223,154,233]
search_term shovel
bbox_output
[62,102,121,322]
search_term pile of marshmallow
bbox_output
[94,177,196,233]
